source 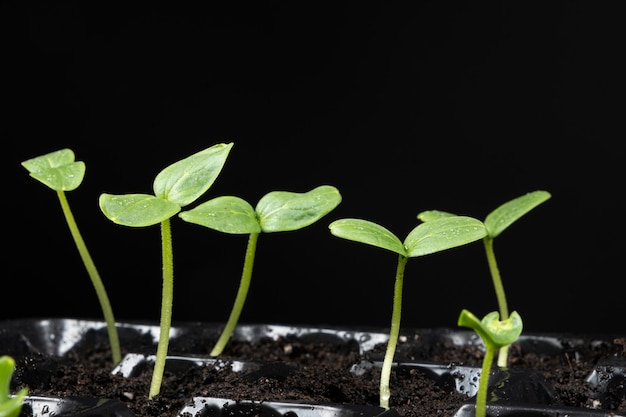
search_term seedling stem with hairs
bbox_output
[329,215,486,409]
[99,142,233,399]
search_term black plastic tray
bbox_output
[1,318,623,417]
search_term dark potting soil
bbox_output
[8,322,626,417]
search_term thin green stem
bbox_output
[380,254,408,410]
[210,232,259,356]
[475,345,495,417]
[483,237,510,367]
[57,191,121,365]
[149,218,174,400]
[483,238,508,319]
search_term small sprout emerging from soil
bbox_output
[457,309,523,417]
[21,148,121,365]
[418,190,550,366]
[180,185,342,356]
[0,356,28,417]
[99,143,233,399]
[329,215,486,409]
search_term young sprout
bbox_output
[99,142,233,399]
[0,356,28,417]
[180,185,342,356]
[418,190,550,367]
[21,149,122,365]
[457,309,523,417]
[329,215,486,409]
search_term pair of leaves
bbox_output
[329,215,486,258]
[180,185,342,234]
[458,310,523,350]
[99,143,234,227]
[21,148,85,191]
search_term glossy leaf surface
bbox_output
[329,219,407,255]
[21,148,85,191]
[457,309,523,349]
[257,185,342,232]
[99,193,181,227]
[416,210,455,222]
[153,143,233,207]
[0,356,27,417]
[180,196,260,234]
[404,216,486,257]
[484,190,551,238]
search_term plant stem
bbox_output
[483,237,510,367]
[475,344,495,417]
[210,232,259,356]
[149,218,174,400]
[57,191,121,365]
[380,254,408,410]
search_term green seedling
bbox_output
[329,215,487,409]
[99,142,233,399]
[180,185,342,356]
[0,356,28,417]
[418,190,550,367]
[21,148,121,365]
[457,309,523,417]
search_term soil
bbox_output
[8,324,626,417]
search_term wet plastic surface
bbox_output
[1,318,624,417]
[180,396,400,417]
[21,396,135,417]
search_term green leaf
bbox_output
[457,309,523,350]
[153,143,233,207]
[180,196,260,234]
[21,148,85,191]
[329,218,406,256]
[0,356,27,417]
[416,210,456,222]
[99,193,181,227]
[484,190,551,238]
[257,185,342,232]
[404,216,486,257]
[0,356,14,402]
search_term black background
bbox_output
[6,3,624,334]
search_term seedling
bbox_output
[99,142,233,399]
[418,190,550,366]
[457,309,523,417]
[329,215,487,409]
[180,185,342,356]
[21,149,121,365]
[0,356,28,417]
